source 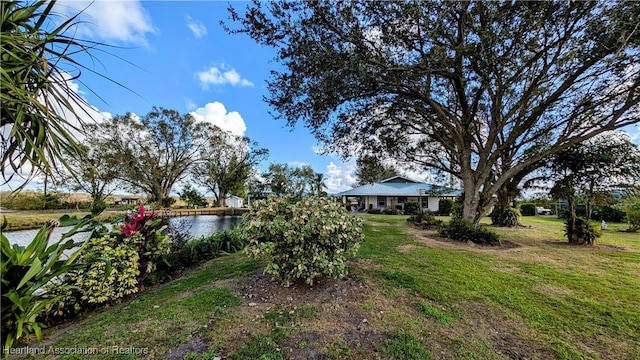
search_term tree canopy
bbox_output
[354,154,400,185]
[191,127,268,207]
[227,1,640,223]
[1,0,122,187]
[89,107,208,207]
[548,132,640,220]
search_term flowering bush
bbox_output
[240,196,364,286]
[119,205,171,281]
[47,206,170,311]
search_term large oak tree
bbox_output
[90,107,208,206]
[192,127,268,207]
[227,1,640,224]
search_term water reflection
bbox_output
[167,215,241,239]
[3,215,241,247]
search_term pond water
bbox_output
[3,215,241,247]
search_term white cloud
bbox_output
[190,102,247,136]
[186,14,207,39]
[288,161,310,168]
[324,161,357,194]
[311,145,325,155]
[196,65,254,89]
[55,0,155,45]
[185,99,197,111]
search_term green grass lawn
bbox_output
[14,215,640,359]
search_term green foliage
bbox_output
[0,191,65,210]
[1,0,111,185]
[354,154,399,185]
[403,201,421,215]
[384,206,401,215]
[490,207,521,227]
[241,196,364,286]
[52,206,170,312]
[258,162,317,199]
[88,108,210,205]
[564,217,602,245]
[450,202,463,220]
[70,233,140,304]
[625,209,640,233]
[1,216,93,350]
[438,218,501,246]
[168,229,247,269]
[383,332,431,360]
[178,184,207,208]
[592,206,626,223]
[520,203,536,217]
[437,199,454,216]
[407,212,442,228]
[192,129,268,207]
[90,199,108,215]
[213,229,246,254]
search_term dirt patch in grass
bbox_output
[164,335,209,359]
[407,227,522,251]
[218,269,381,358]
[365,221,393,227]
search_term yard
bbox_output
[12,215,640,359]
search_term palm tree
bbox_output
[1,0,116,188]
[314,172,327,197]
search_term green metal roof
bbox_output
[337,179,461,197]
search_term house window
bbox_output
[421,197,429,208]
[398,197,407,203]
[378,196,386,207]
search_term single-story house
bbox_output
[337,176,462,212]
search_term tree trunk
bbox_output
[462,189,481,224]
[567,196,578,244]
[217,186,226,207]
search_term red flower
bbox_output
[120,205,155,237]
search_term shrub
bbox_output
[437,199,454,216]
[438,218,501,246]
[119,206,171,284]
[407,212,442,228]
[70,234,140,304]
[56,206,170,308]
[403,201,421,215]
[565,217,601,245]
[520,203,536,216]
[240,196,364,286]
[625,209,640,233]
[384,206,400,215]
[592,206,626,223]
[490,207,521,227]
[1,217,93,350]
[367,208,381,214]
[212,229,246,254]
[450,203,463,220]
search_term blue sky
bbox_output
[2,1,639,195]
[17,0,358,193]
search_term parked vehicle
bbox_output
[536,206,553,215]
